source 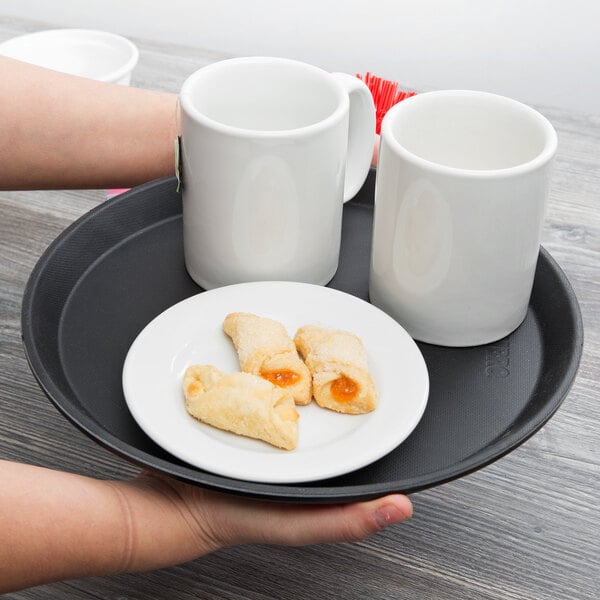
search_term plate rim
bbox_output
[121,280,430,484]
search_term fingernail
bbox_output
[373,503,410,529]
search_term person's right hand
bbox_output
[121,471,413,567]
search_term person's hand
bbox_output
[119,470,413,567]
[0,459,412,592]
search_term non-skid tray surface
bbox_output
[22,171,583,502]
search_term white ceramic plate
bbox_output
[122,281,429,483]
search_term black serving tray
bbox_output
[21,170,583,502]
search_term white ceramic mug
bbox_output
[179,56,375,289]
[0,29,139,85]
[369,90,557,347]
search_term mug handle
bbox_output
[332,73,376,202]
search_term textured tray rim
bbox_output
[21,174,584,502]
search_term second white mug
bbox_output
[369,90,557,347]
[180,57,375,290]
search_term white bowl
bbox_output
[0,28,139,85]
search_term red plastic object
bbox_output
[357,72,416,134]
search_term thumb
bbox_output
[199,491,413,548]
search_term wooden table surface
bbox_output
[1,15,598,600]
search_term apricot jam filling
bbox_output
[260,369,301,387]
[330,375,359,403]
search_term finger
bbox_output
[201,491,413,548]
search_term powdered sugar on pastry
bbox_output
[183,364,299,450]
[294,325,377,414]
[223,312,312,405]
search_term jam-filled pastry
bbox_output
[223,312,312,406]
[183,365,299,450]
[294,325,377,414]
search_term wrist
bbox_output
[112,472,221,570]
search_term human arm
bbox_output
[0,459,411,592]
[0,55,379,192]
[0,56,406,593]
[0,55,177,190]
